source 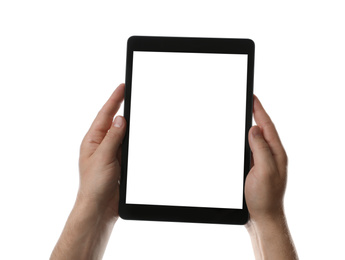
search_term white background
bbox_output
[0,1,344,259]
[127,52,247,208]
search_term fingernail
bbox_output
[114,116,123,128]
[252,126,262,138]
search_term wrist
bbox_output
[50,196,117,260]
[246,210,287,239]
[245,212,298,260]
[74,194,119,226]
[248,208,285,226]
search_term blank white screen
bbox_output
[126,51,248,209]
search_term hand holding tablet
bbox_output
[119,36,255,224]
[51,36,299,259]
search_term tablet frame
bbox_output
[119,36,254,225]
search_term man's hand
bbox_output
[50,84,127,260]
[245,95,298,260]
[78,83,126,221]
[245,95,288,221]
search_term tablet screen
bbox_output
[125,51,248,209]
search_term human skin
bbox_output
[50,84,127,260]
[50,84,298,260]
[245,96,298,259]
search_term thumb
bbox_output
[249,126,275,169]
[97,116,127,163]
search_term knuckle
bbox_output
[283,151,288,165]
[260,119,275,131]
[261,123,277,141]
[279,146,288,165]
[255,139,270,152]
[106,129,122,141]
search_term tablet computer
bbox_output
[119,36,254,225]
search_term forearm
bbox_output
[50,198,117,260]
[246,213,298,260]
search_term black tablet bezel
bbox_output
[119,36,254,225]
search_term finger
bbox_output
[81,83,125,158]
[252,95,288,171]
[117,144,122,166]
[249,125,276,174]
[95,115,127,163]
